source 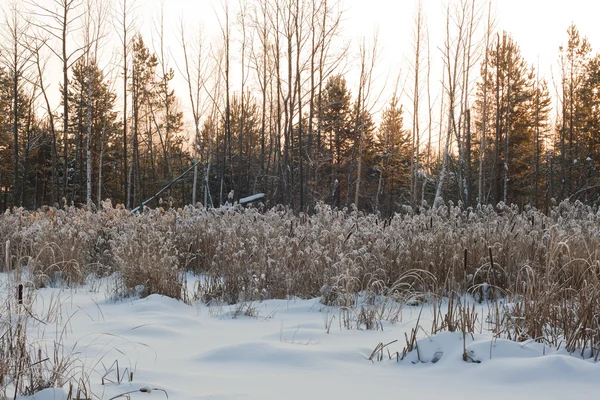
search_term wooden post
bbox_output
[17,283,23,304]
[4,239,10,273]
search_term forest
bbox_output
[0,0,598,214]
[4,2,600,398]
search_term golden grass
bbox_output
[0,200,599,357]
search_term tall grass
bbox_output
[1,200,600,357]
[0,281,92,399]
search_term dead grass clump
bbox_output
[1,206,106,287]
[4,199,600,357]
[0,282,91,398]
[111,210,184,300]
[494,237,600,358]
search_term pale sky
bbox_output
[23,0,600,135]
[349,0,600,77]
[142,0,600,127]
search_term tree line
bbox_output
[0,0,599,215]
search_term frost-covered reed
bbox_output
[1,199,600,357]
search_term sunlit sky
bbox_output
[26,0,600,132]
[140,0,600,125]
[351,0,600,81]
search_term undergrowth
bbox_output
[0,280,93,400]
[1,199,600,358]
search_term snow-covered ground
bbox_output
[3,275,599,400]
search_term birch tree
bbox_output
[82,0,108,207]
[179,21,209,205]
[434,1,468,208]
[352,35,379,208]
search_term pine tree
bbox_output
[558,25,591,197]
[221,93,261,200]
[0,65,33,208]
[570,52,600,201]
[351,104,376,211]
[475,33,551,206]
[320,75,353,207]
[154,65,184,184]
[375,95,410,215]
[67,58,120,205]
[129,34,158,208]
[0,67,12,209]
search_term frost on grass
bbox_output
[1,200,600,357]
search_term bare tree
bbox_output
[237,0,251,201]
[28,36,60,204]
[0,0,33,206]
[425,22,433,182]
[281,0,295,207]
[307,0,346,206]
[248,0,270,194]
[82,0,108,208]
[461,0,480,206]
[434,1,468,208]
[491,33,501,203]
[216,0,232,205]
[353,35,379,208]
[294,0,306,211]
[264,0,285,205]
[179,19,210,205]
[478,0,493,205]
[29,0,88,202]
[502,43,511,204]
[410,0,425,207]
[115,0,136,206]
[433,0,483,208]
[153,2,182,188]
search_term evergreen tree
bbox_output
[475,33,551,206]
[129,34,158,208]
[155,64,184,183]
[350,103,376,211]
[320,74,353,207]
[558,24,592,197]
[0,67,11,209]
[375,94,411,214]
[67,58,120,205]
[0,65,33,208]
[573,40,600,201]
[216,93,261,200]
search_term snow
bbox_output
[28,389,69,400]
[239,193,265,205]
[3,275,600,400]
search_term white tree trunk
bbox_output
[434,124,452,208]
[192,128,198,205]
[97,127,104,208]
[86,68,94,208]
